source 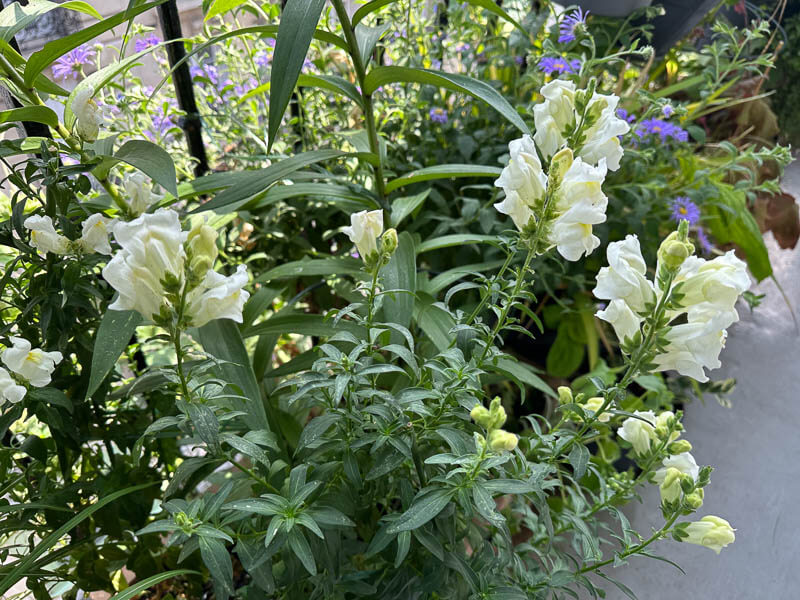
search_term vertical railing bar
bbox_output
[157,0,210,177]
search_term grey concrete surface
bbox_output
[600,160,800,598]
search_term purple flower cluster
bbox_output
[255,39,275,68]
[537,56,581,75]
[429,107,448,124]
[134,34,161,52]
[635,118,688,143]
[52,45,95,81]
[670,196,701,225]
[558,8,587,44]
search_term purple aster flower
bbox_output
[696,226,714,255]
[52,45,95,81]
[635,118,689,143]
[255,51,271,68]
[616,108,636,124]
[429,107,448,124]
[537,56,581,75]
[670,196,701,225]
[134,33,160,52]
[662,104,674,118]
[558,8,587,44]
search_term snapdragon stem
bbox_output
[577,513,680,574]
[330,0,389,210]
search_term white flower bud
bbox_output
[343,209,383,263]
[682,516,735,554]
[72,86,104,142]
[617,410,656,455]
[80,214,114,255]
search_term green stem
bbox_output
[330,0,389,210]
[230,458,282,495]
[577,513,680,574]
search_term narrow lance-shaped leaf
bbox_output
[115,139,179,199]
[268,0,327,151]
[0,0,101,43]
[86,309,142,400]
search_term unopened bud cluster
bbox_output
[470,397,518,453]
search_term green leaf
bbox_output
[287,528,317,575]
[390,189,429,227]
[115,139,178,199]
[463,0,528,36]
[417,234,498,254]
[24,0,167,86]
[363,67,529,135]
[0,0,101,42]
[27,388,73,413]
[86,310,142,400]
[108,570,200,600]
[387,487,453,533]
[199,536,233,600]
[355,22,390,64]
[256,256,365,283]
[0,482,156,597]
[381,232,417,331]
[706,183,772,281]
[386,164,501,194]
[297,413,339,451]
[0,106,58,128]
[243,313,365,339]
[546,321,585,378]
[267,0,327,151]
[568,444,590,481]
[205,0,247,21]
[415,293,456,351]
[352,0,396,25]
[191,149,355,214]
[489,357,556,399]
[250,181,379,213]
[297,73,364,108]
[194,319,270,431]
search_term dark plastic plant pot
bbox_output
[575,0,653,18]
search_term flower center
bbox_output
[25,351,42,364]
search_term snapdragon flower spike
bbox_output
[537,57,581,75]
[558,8,587,43]
[593,230,750,382]
[52,45,95,81]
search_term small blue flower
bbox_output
[429,107,448,124]
[558,8,587,44]
[52,45,95,80]
[670,197,701,225]
[662,104,674,118]
[616,108,636,124]
[696,226,713,255]
[537,56,581,75]
[635,118,689,144]
[134,34,160,52]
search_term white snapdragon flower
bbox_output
[103,209,187,320]
[682,516,735,554]
[493,134,547,230]
[72,86,104,142]
[653,317,728,383]
[24,215,69,255]
[1,337,63,388]
[617,410,656,455]
[672,251,749,328]
[123,172,156,216]
[493,141,608,261]
[186,265,250,327]
[550,156,608,260]
[0,367,26,405]
[532,80,629,170]
[596,299,641,343]
[80,214,114,255]
[654,452,700,485]
[593,235,655,312]
[343,209,384,260]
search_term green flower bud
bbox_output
[381,228,398,255]
[488,397,507,429]
[186,223,219,275]
[488,429,519,452]
[668,440,693,455]
[548,147,573,188]
[657,230,695,271]
[660,467,682,503]
[685,491,704,509]
[558,386,573,405]
[470,404,491,428]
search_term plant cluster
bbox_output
[0,1,791,599]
